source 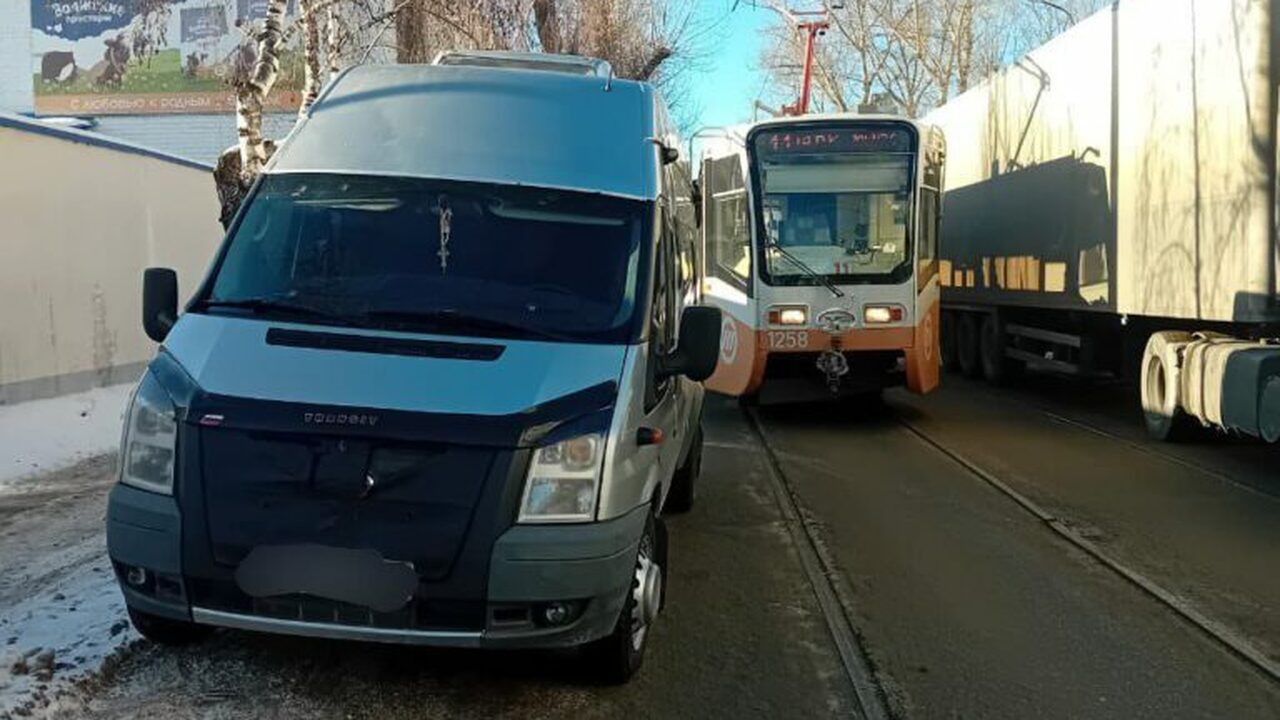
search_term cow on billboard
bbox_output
[30,0,301,115]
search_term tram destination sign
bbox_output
[754,126,915,156]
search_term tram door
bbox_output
[907,147,943,394]
[701,152,761,397]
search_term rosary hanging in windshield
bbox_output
[437,194,452,274]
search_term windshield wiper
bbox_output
[766,241,845,298]
[195,297,358,325]
[361,309,574,342]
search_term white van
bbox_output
[106,55,720,683]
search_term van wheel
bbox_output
[956,313,981,378]
[584,512,662,685]
[665,424,702,513]
[127,607,212,646]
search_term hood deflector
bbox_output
[266,328,505,361]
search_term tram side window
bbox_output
[704,156,751,288]
[918,187,939,285]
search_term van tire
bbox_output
[584,512,662,685]
[665,424,702,513]
[127,607,212,646]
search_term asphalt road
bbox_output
[753,374,1280,719]
[0,401,855,720]
[3,374,1279,719]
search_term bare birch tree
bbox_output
[214,0,396,226]
[214,0,714,225]
[755,0,1111,119]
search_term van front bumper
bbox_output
[107,483,645,649]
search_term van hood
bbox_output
[161,313,627,416]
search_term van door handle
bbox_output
[636,427,665,446]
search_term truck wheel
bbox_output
[979,314,1020,384]
[584,512,663,684]
[1261,376,1280,444]
[1140,331,1193,441]
[127,607,212,646]
[957,313,981,378]
[940,311,959,371]
[665,423,702,513]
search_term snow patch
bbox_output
[0,383,135,489]
[0,553,135,717]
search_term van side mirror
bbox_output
[142,267,178,343]
[662,306,722,382]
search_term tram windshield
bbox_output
[751,125,917,285]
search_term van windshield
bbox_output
[203,173,650,344]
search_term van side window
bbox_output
[703,156,751,289]
[645,210,679,410]
[672,166,699,304]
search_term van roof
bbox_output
[268,64,658,200]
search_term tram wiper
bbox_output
[766,241,845,298]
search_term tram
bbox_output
[697,115,947,402]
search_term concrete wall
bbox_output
[0,114,223,404]
[926,0,1276,324]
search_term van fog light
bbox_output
[537,600,584,627]
[126,566,149,587]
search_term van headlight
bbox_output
[519,433,605,523]
[119,371,177,495]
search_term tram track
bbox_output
[891,412,1280,687]
[743,407,892,720]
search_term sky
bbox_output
[685,1,777,131]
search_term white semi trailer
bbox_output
[925,0,1280,442]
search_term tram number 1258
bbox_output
[768,330,810,349]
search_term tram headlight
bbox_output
[519,433,605,523]
[768,305,808,326]
[864,305,905,324]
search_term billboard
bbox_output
[31,0,301,115]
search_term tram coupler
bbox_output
[816,347,849,393]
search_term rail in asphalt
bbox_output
[744,407,891,720]
[1034,407,1280,502]
[895,416,1280,687]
